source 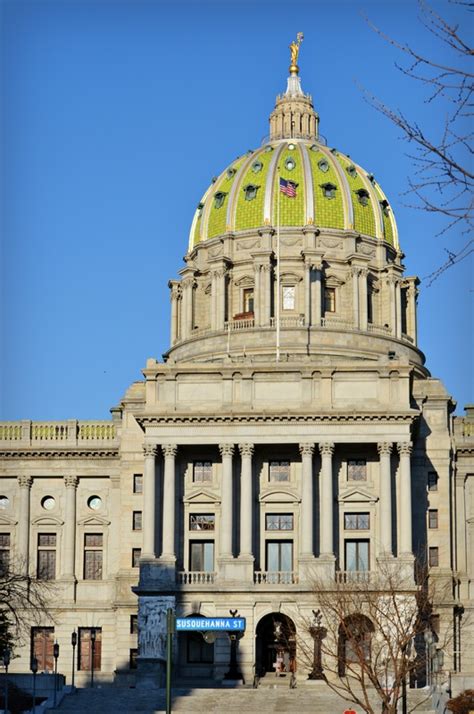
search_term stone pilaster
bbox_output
[62,475,78,578]
[377,443,393,557]
[299,443,315,556]
[17,475,32,573]
[397,442,413,556]
[142,445,158,560]
[161,445,177,562]
[319,443,335,556]
[219,444,235,559]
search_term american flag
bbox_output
[280,177,297,198]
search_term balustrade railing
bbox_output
[177,571,216,585]
[335,570,372,584]
[254,571,298,585]
[269,315,305,328]
[0,420,116,446]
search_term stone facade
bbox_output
[0,57,473,692]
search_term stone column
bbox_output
[216,268,226,331]
[396,281,402,339]
[304,260,312,326]
[210,271,217,331]
[17,475,32,573]
[352,268,360,328]
[253,263,261,326]
[261,263,272,326]
[299,443,315,555]
[62,475,78,577]
[407,281,418,345]
[319,443,335,555]
[143,445,158,560]
[359,269,368,332]
[169,282,180,344]
[397,442,413,555]
[377,443,393,556]
[238,444,254,558]
[388,276,397,336]
[313,266,322,327]
[219,444,234,557]
[161,445,177,560]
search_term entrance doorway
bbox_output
[255,613,296,677]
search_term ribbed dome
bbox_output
[189,140,398,251]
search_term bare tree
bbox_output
[364,0,473,283]
[0,559,56,654]
[298,565,450,714]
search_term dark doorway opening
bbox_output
[255,613,296,677]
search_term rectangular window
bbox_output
[189,514,215,531]
[344,513,370,530]
[31,627,55,672]
[189,541,214,572]
[345,540,370,572]
[427,472,438,492]
[266,541,293,583]
[347,459,367,481]
[269,460,290,483]
[367,290,373,324]
[324,287,336,313]
[265,514,294,531]
[37,533,56,580]
[282,285,295,311]
[130,615,138,634]
[133,474,143,494]
[129,648,138,670]
[428,510,439,529]
[243,288,254,313]
[83,533,103,580]
[193,461,212,483]
[132,511,142,531]
[429,547,439,567]
[132,548,141,567]
[78,628,102,671]
[0,533,10,574]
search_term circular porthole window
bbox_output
[0,496,10,509]
[41,496,55,511]
[88,495,102,511]
[288,143,296,150]
[285,158,296,171]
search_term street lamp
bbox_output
[90,629,96,689]
[71,631,77,692]
[2,649,10,714]
[31,657,38,714]
[308,609,327,680]
[53,641,60,708]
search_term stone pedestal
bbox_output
[136,594,175,689]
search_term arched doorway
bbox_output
[337,614,374,676]
[255,613,296,677]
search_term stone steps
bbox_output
[53,684,435,714]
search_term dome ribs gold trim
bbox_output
[300,144,314,224]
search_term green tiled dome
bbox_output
[189,140,398,250]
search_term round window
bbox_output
[288,143,296,150]
[285,158,296,171]
[88,496,102,510]
[41,496,55,510]
[0,496,10,509]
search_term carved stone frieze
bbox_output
[1,449,119,459]
[236,238,261,251]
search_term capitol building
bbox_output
[0,38,473,694]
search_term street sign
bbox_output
[175,617,246,632]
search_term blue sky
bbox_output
[1,0,472,420]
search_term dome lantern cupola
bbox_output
[269,32,319,141]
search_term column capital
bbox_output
[238,443,254,457]
[64,475,79,489]
[162,444,178,458]
[319,442,335,457]
[143,444,159,458]
[219,443,235,457]
[397,442,413,456]
[299,443,315,457]
[17,475,33,489]
[377,442,393,456]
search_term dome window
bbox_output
[285,157,296,171]
[355,188,370,206]
[318,159,329,173]
[330,148,338,155]
[288,143,296,150]
[243,184,260,201]
[310,144,318,152]
[265,145,274,153]
[252,160,263,173]
[321,182,337,199]
[380,199,390,217]
[211,176,218,184]
[367,174,375,184]
[213,191,227,209]
[346,164,357,178]
[227,168,236,179]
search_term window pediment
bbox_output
[77,515,111,526]
[280,272,302,284]
[183,489,221,505]
[31,515,64,526]
[235,275,254,288]
[0,515,18,526]
[325,274,345,287]
[259,489,301,504]
[338,489,378,504]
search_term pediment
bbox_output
[338,489,378,504]
[259,489,301,504]
[325,274,345,287]
[77,515,111,526]
[183,489,221,505]
[280,272,302,283]
[32,515,64,526]
[0,515,18,526]
[234,275,254,287]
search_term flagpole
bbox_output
[276,167,281,363]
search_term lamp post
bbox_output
[2,649,10,714]
[90,629,96,689]
[224,610,244,681]
[71,631,77,692]
[53,641,60,708]
[308,609,327,680]
[424,629,433,687]
[31,657,38,714]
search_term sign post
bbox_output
[166,608,174,714]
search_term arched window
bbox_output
[338,614,374,676]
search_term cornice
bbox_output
[0,448,119,459]
[136,412,416,427]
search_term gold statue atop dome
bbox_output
[289,32,304,74]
